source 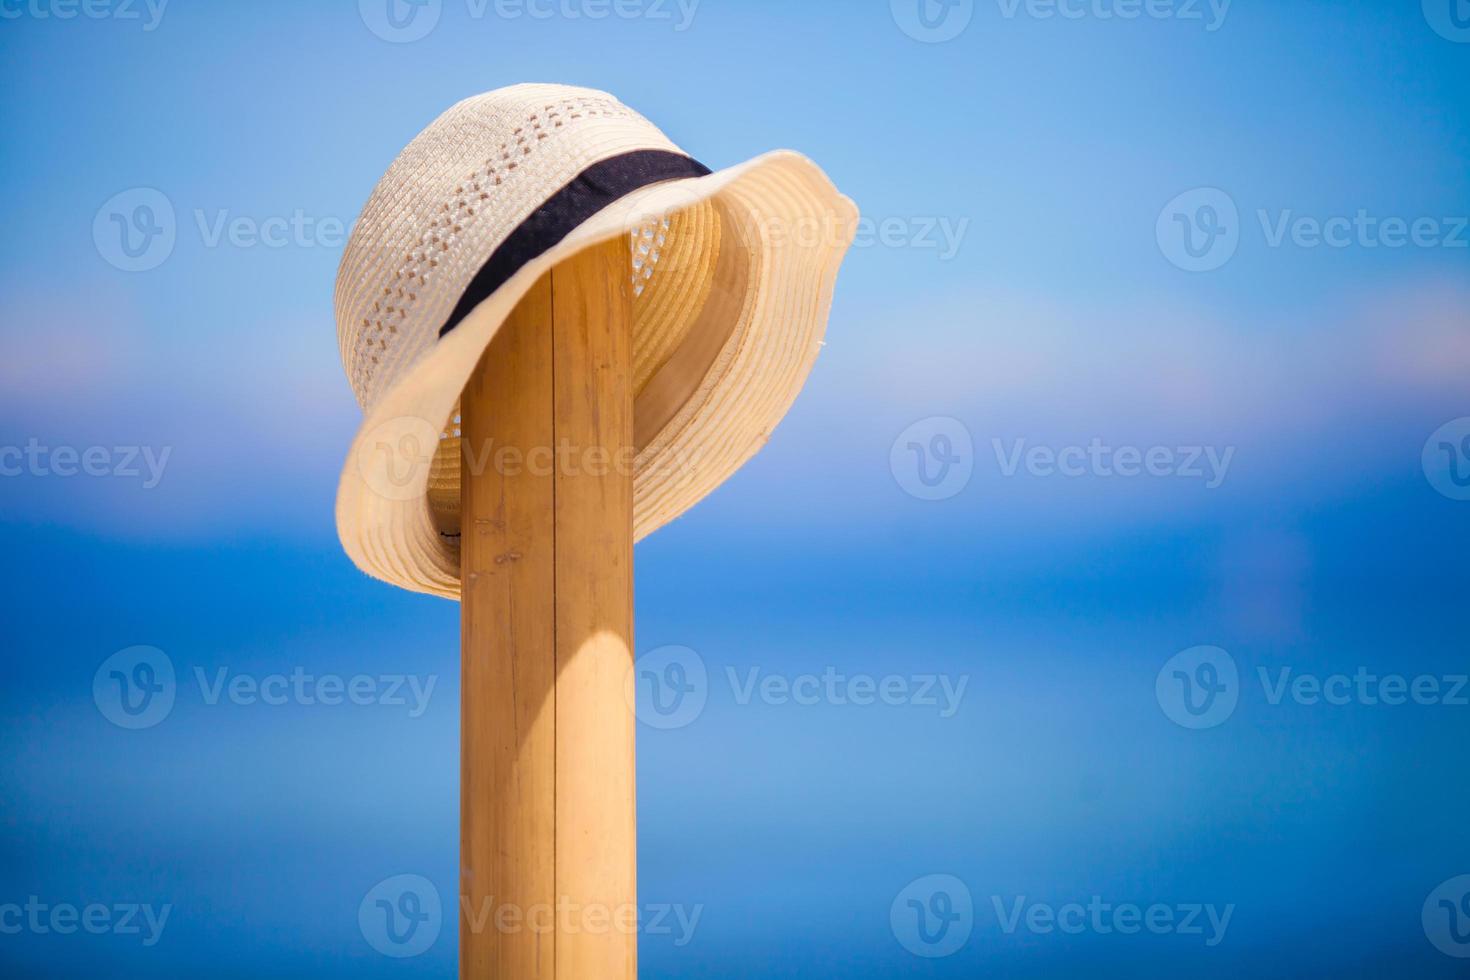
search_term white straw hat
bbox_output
[334,83,857,598]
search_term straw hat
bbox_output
[334,83,857,598]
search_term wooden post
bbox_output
[460,237,637,979]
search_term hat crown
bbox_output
[335,84,682,411]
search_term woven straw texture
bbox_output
[335,83,856,598]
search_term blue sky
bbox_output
[1,1,1468,977]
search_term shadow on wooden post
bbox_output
[460,236,636,980]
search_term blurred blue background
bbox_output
[2,0,1468,976]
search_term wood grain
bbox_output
[551,238,637,980]
[460,237,635,979]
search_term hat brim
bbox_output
[335,150,856,598]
